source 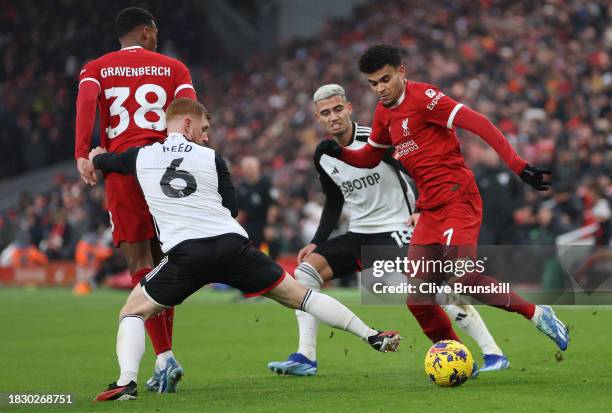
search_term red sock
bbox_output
[165,306,175,346]
[131,267,173,355]
[131,267,152,286]
[454,273,536,319]
[407,303,461,343]
[145,310,172,355]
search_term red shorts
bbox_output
[105,172,155,247]
[410,191,483,259]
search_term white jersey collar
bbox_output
[346,122,359,146]
[120,46,143,51]
[167,132,188,140]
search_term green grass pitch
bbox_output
[2,287,612,412]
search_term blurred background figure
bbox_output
[72,226,113,295]
[583,183,611,245]
[475,147,524,245]
[0,233,48,268]
[237,156,275,253]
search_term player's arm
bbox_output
[453,107,551,190]
[452,106,526,173]
[75,64,101,185]
[174,61,197,100]
[337,141,387,168]
[316,114,388,168]
[310,156,345,246]
[91,147,139,175]
[215,153,239,218]
[340,111,390,167]
[420,83,551,191]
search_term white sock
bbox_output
[155,350,174,372]
[531,305,543,325]
[294,263,323,361]
[443,305,503,356]
[116,315,146,386]
[300,290,377,340]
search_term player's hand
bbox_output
[407,212,420,228]
[88,146,107,162]
[297,243,317,263]
[519,164,552,191]
[76,157,98,186]
[315,140,342,159]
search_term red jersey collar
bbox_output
[390,80,408,108]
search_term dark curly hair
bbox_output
[358,44,402,74]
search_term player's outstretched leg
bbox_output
[442,304,510,373]
[531,305,569,351]
[449,273,569,351]
[264,274,402,366]
[268,263,321,376]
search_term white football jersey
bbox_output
[317,124,415,234]
[136,133,248,252]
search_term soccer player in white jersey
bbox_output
[268,85,509,376]
[89,98,403,401]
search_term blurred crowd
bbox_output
[0,0,225,179]
[0,0,610,267]
[0,175,110,265]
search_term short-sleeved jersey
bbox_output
[78,46,195,154]
[368,81,474,210]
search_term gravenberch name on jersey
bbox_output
[100,66,172,78]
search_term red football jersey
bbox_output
[369,81,481,210]
[76,46,195,158]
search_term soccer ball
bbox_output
[424,340,474,387]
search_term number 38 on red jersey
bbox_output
[78,46,195,155]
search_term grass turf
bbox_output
[1,287,611,413]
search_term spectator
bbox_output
[73,226,114,295]
[552,182,585,231]
[528,205,567,291]
[2,233,49,268]
[237,156,274,249]
[475,147,525,244]
[585,183,611,244]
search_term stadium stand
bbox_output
[0,0,609,267]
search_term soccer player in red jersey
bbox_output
[74,7,197,392]
[317,45,569,354]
